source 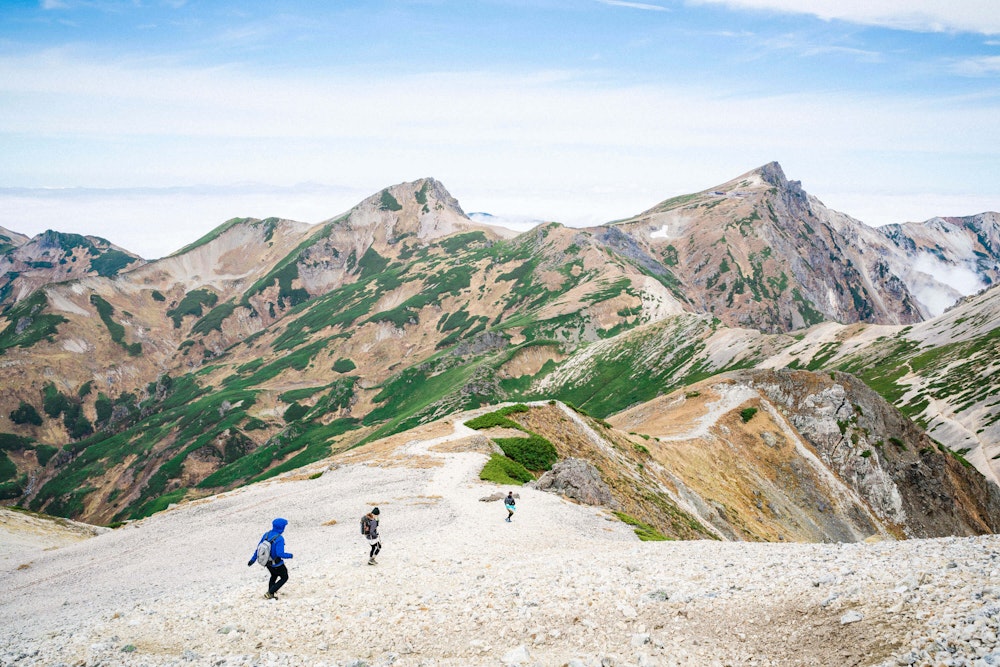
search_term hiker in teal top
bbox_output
[505,492,516,522]
[248,517,293,599]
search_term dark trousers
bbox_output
[369,541,381,558]
[267,563,289,595]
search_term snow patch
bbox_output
[650,224,671,239]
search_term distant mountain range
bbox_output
[2,162,999,541]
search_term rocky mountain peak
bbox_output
[0,226,30,249]
[755,160,787,188]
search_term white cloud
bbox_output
[598,0,669,10]
[1,51,998,253]
[687,0,1000,35]
[911,253,986,316]
[952,55,1000,76]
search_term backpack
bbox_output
[256,534,278,567]
[360,515,371,537]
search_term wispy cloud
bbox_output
[597,0,668,11]
[799,45,883,63]
[688,1,1000,35]
[952,55,1000,76]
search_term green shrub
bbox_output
[493,434,557,471]
[0,476,25,500]
[95,393,113,424]
[62,403,93,439]
[613,511,670,541]
[0,452,19,482]
[479,454,534,485]
[191,302,236,335]
[283,402,309,422]
[42,383,69,418]
[0,433,34,451]
[739,407,758,423]
[10,401,42,426]
[90,250,135,277]
[860,449,872,458]
[332,358,357,373]
[466,413,518,430]
[244,417,268,431]
[166,289,219,328]
[0,291,67,354]
[90,293,140,355]
[35,445,59,467]
[465,404,530,430]
[379,190,402,211]
[151,290,166,302]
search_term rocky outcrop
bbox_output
[530,457,620,508]
[742,368,1000,538]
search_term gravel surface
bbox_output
[2,421,999,667]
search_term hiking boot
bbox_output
[263,592,275,600]
[368,557,377,565]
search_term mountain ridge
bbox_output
[2,163,1000,539]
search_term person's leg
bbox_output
[268,564,289,595]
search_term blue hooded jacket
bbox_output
[249,517,293,566]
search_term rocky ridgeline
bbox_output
[2,421,1000,667]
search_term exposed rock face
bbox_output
[742,369,1000,538]
[0,229,143,307]
[606,162,929,333]
[531,457,620,509]
[609,369,1000,542]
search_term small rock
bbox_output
[840,611,864,625]
[502,644,531,665]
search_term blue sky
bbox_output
[1,0,999,257]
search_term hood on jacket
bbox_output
[272,518,288,532]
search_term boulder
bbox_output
[531,457,619,508]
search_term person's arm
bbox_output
[273,535,293,559]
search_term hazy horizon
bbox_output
[2,1,999,257]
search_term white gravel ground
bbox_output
[2,421,1000,667]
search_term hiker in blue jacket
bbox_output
[248,517,294,599]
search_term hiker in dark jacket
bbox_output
[505,492,516,522]
[248,517,294,599]
[362,507,381,565]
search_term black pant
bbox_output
[369,541,381,558]
[267,563,288,595]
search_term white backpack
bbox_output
[256,535,277,567]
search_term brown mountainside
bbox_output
[609,162,923,332]
[605,369,1000,541]
[0,230,143,306]
[2,167,1000,537]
